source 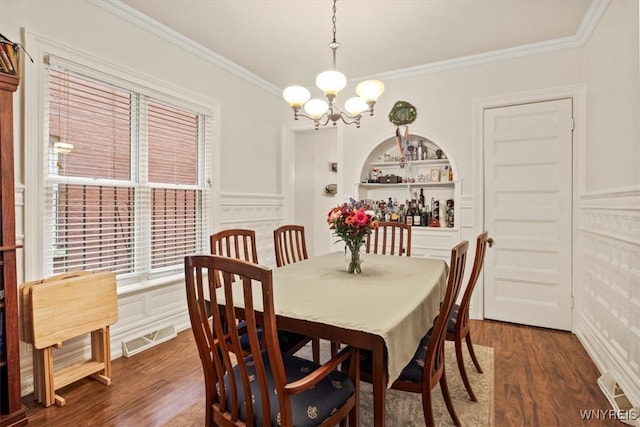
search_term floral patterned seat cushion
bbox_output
[395,333,432,383]
[222,350,355,426]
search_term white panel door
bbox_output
[483,98,573,330]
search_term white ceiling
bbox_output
[117,0,594,91]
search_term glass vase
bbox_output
[344,242,363,274]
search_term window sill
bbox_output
[117,272,185,297]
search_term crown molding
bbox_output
[92,0,610,92]
[89,0,282,97]
[369,0,611,83]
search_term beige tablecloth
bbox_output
[217,251,447,384]
[270,251,448,384]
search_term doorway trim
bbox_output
[281,123,345,247]
[471,84,585,330]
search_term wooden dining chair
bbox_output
[273,224,308,267]
[184,254,360,427]
[209,228,259,265]
[273,224,322,361]
[364,221,412,256]
[446,231,492,402]
[210,228,318,362]
[349,240,468,427]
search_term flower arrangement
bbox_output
[327,198,378,274]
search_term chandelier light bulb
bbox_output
[283,86,311,107]
[316,70,347,95]
[344,97,368,116]
[304,98,329,118]
[356,80,385,102]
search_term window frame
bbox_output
[24,33,219,290]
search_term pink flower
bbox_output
[353,209,370,227]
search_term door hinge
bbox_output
[571,296,575,309]
[571,118,575,131]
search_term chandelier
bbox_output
[282,0,384,129]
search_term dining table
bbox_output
[263,250,449,427]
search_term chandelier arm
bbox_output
[316,115,331,127]
[294,111,325,121]
[291,110,332,130]
[338,113,362,126]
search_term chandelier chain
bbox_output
[330,0,338,69]
[331,0,337,44]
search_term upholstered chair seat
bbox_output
[224,351,355,427]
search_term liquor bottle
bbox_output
[417,140,425,160]
[390,203,400,222]
[419,188,425,209]
[421,206,429,226]
[446,199,455,228]
[412,200,421,226]
[430,198,440,227]
[448,167,453,182]
[405,205,413,225]
[443,165,450,182]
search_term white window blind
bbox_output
[45,63,210,284]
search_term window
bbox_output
[45,62,211,285]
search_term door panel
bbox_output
[483,99,573,330]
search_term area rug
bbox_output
[163,340,494,426]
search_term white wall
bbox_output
[293,128,338,256]
[577,0,640,407]
[583,0,639,192]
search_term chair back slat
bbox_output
[424,240,468,385]
[274,224,308,267]
[210,229,259,288]
[365,221,412,256]
[210,229,259,263]
[184,254,285,426]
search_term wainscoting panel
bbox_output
[577,186,640,408]
[217,192,285,267]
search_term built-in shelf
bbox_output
[359,180,457,189]
[356,133,462,260]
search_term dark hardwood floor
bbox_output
[22,320,622,426]
[472,320,621,427]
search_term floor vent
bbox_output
[597,372,640,426]
[121,325,177,358]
